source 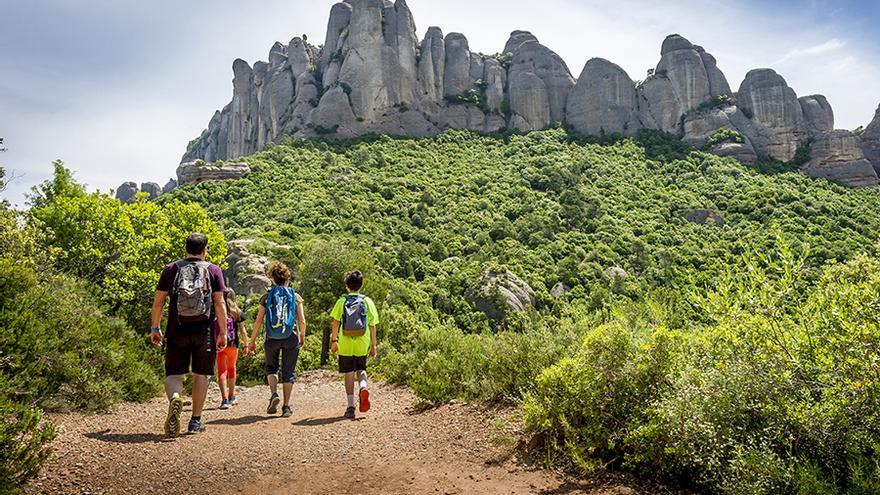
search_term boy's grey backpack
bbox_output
[173,260,213,324]
[342,294,368,336]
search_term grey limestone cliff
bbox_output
[178,2,879,189]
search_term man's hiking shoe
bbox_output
[187,418,206,434]
[219,399,230,410]
[359,388,371,413]
[344,406,356,419]
[164,393,184,438]
[281,406,293,418]
[267,393,280,415]
[228,395,238,406]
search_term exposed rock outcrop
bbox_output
[550,282,571,299]
[802,130,878,188]
[799,95,834,134]
[684,209,725,226]
[638,35,730,134]
[863,104,880,174]
[224,240,272,297]
[179,3,879,188]
[566,58,639,136]
[737,69,805,162]
[682,105,758,164]
[141,182,162,200]
[115,182,139,204]
[465,269,535,321]
[505,31,575,129]
[177,161,251,185]
[163,179,178,194]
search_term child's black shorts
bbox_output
[338,355,367,373]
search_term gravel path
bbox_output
[28,371,645,495]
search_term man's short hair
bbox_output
[344,270,364,291]
[185,232,208,255]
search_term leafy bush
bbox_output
[445,88,485,109]
[29,163,226,330]
[0,258,160,411]
[525,242,880,493]
[0,399,55,495]
[706,128,745,147]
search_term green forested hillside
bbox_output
[164,129,880,493]
[5,129,880,493]
[167,128,880,326]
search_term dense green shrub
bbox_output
[0,258,160,411]
[29,163,226,330]
[705,128,745,147]
[525,243,880,493]
[0,399,55,495]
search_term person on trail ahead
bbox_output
[330,270,379,419]
[248,261,306,418]
[214,288,248,409]
[150,232,228,437]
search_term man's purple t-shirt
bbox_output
[156,258,226,331]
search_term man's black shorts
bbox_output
[165,323,215,376]
[338,355,367,373]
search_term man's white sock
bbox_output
[359,378,367,390]
[347,395,356,408]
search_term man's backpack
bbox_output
[265,286,297,340]
[342,294,368,337]
[213,316,236,343]
[173,260,213,324]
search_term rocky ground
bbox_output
[28,371,677,495]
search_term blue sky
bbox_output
[2,0,879,206]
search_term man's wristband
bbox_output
[151,327,162,333]
[331,338,338,343]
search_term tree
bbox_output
[29,165,226,329]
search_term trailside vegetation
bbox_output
[165,128,880,493]
[0,163,225,492]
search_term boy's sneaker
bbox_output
[267,393,280,414]
[228,395,238,406]
[164,393,184,438]
[344,406,356,419]
[359,387,371,413]
[219,399,230,410]
[281,406,293,418]
[187,418,206,434]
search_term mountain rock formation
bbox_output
[863,105,880,175]
[175,0,878,188]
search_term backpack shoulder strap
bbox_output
[171,260,186,295]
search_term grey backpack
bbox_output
[173,260,212,324]
[341,294,367,336]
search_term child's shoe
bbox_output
[267,392,280,414]
[358,388,371,413]
[219,399,230,410]
[228,395,238,406]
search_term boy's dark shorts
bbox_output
[265,335,300,383]
[338,355,367,373]
[165,323,215,376]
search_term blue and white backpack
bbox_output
[265,286,297,340]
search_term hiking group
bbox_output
[149,233,378,437]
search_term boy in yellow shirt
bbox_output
[329,270,379,419]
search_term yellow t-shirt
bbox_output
[330,293,379,357]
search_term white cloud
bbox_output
[774,38,846,65]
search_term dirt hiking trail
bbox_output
[28,371,653,495]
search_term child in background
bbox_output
[249,261,306,418]
[214,289,248,409]
[329,270,379,419]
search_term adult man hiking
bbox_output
[150,232,228,437]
